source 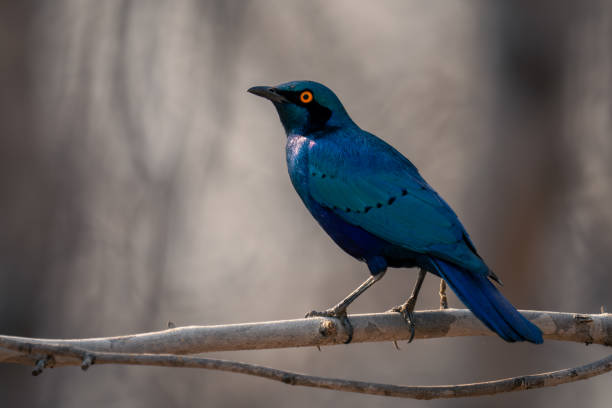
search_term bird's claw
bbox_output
[305,308,354,344]
[390,297,417,343]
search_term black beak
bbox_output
[247,86,288,103]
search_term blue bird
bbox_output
[248,80,543,344]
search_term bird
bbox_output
[248,80,543,345]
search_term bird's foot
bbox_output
[389,296,417,343]
[305,307,354,344]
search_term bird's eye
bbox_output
[300,90,313,104]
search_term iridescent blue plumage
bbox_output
[249,80,543,344]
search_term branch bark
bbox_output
[1,309,610,399]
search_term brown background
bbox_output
[1,1,610,407]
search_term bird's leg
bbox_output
[306,272,385,344]
[390,268,427,343]
[439,279,448,309]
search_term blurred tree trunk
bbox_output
[477,1,576,301]
[0,1,246,406]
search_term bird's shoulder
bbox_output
[305,128,438,208]
[308,127,421,178]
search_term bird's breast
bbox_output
[285,135,314,198]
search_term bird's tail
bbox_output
[431,258,543,344]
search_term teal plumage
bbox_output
[249,80,543,344]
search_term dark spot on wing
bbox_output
[463,233,481,258]
[328,191,408,216]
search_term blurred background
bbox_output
[1,1,611,407]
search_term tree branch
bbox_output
[1,309,609,362]
[1,309,610,399]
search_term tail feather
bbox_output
[432,258,543,344]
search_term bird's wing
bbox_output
[307,138,487,274]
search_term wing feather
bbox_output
[306,136,487,274]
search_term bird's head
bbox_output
[248,81,353,136]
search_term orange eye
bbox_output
[300,90,313,104]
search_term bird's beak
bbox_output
[247,86,288,103]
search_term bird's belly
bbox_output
[307,199,430,274]
[307,198,386,259]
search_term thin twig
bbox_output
[439,279,448,309]
[0,339,610,399]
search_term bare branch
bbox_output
[0,337,610,400]
[0,309,610,399]
[1,309,609,364]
